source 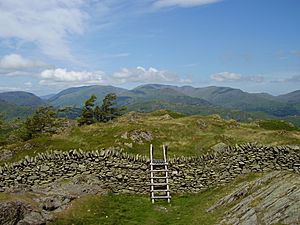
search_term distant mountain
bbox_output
[125,84,211,106]
[148,85,299,117]
[278,90,300,104]
[0,91,44,107]
[47,84,300,118]
[40,94,56,100]
[1,84,299,121]
[48,85,129,107]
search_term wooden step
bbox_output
[151,176,168,179]
[150,189,170,192]
[150,162,168,166]
[150,169,168,172]
[151,196,171,199]
[152,159,165,163]
[149,183,169,186]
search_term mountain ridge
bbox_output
[1,84,299,121]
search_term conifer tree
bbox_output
[79,93,126,125]
[78,94,97,126]
[97,93,126,122]
[24,106,57,139]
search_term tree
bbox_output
[96,93,126,122]
[79,93,126,125]
[78,94,97,126]
[0,113,4,129]
[24,106,58,139]
[94,105,103,122]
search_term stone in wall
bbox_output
[0,143,299,193]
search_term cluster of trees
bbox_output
[0,93,125,144]
[78,93,125,126]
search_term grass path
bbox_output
[50,173,261,225]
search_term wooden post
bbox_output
[150,144,155,203]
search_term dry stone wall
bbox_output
[0,143,299,193]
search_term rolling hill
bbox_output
[0,100,35,120]
[278,90,300,104]
[46,84,299,118]
[155,85,299,117]
[0,84,299,122]
[0,91,44,107]
[48,85,128,107]
[0,91,45,120]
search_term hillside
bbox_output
[48,85,128,107]
[278,90,300,104]
[1,111,300,164]
[47,84,300,118]
[0,91,44,107]
[0,100,35,120]
[0,84,299,125]
[156,85,299,117]
[0,111,299,225]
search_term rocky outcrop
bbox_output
[0,143,299,193]
[121,130,154,144]
[208,171,300,225]
[0,201,30,225]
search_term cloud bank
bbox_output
[112,66,190,84]
[39,68,105,86]
[0,54,46,70]
[211,72,264,83]
[37,66,191,87]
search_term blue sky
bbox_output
[0,0,299,95]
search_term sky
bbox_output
[0,0,299,96]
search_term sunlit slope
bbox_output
[2,110,300,164]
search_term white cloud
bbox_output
[153,0,222,8]
[0,0,223,61]
[0,0,86,60]
[0,86,22,92]
[39,68,106,86]
[211,72,264,83]
[0,54,46,70]
[24,81,33,88]
[38,66,191,87]
[273,75,300,83]
[112,66,191,84]
[285,75,300,82]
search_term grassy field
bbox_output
[50,173,262,225]
[2,110,300,164]
[1,111,299,224]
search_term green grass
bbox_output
[50,173,262,225]
[2,112,300,164]
[258,119,300,131]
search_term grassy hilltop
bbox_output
[2,110,300,164]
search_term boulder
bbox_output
[0,201,30,225]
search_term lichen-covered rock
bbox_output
[209,171,300,225]
[0,149,13,161]
[159,114,173,120]
[126,130,154,144]
[211,142,228,152]
[0,201,30,225]
[197,119,208,129]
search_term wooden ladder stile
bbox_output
[149,144,171,203]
